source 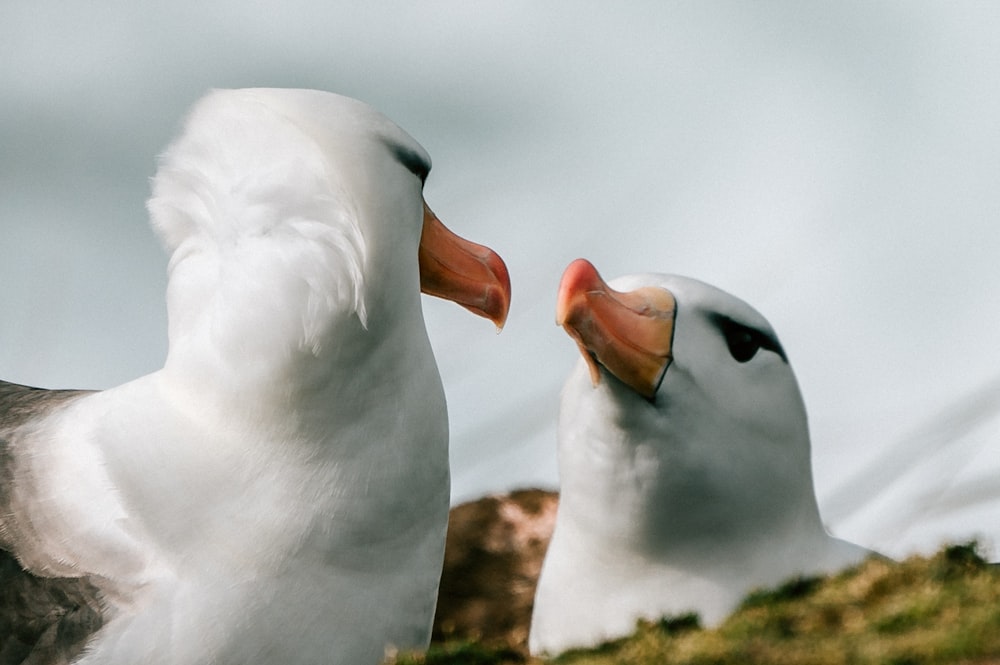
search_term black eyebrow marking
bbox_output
[386,141,430,183]
[710,313,788,362]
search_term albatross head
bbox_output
[530,261,867,657]
[554,259,815,554]
[146,88,510,399]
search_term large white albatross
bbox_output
[0,88,510,665]
[529,259,865,656]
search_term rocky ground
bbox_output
[402,490,1000,665]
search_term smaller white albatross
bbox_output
[0,88,510,665]
[529,259,866,656]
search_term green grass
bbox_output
[390,543,1000,665]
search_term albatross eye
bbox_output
[721,320,763,363]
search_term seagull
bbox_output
[529,259,866,656]
[0,88,510,665]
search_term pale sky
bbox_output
[2,2,999,557]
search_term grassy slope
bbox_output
[392,543,1000,665]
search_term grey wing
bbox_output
[0,382,105,665]
[0,549,104,665]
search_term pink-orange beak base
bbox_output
[556,258,675,399]
[418,203,511,331]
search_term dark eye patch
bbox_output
[712,315,787,364]
[387,142,430,183]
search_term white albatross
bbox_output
[0,88,510,665]
[529,259,866,656]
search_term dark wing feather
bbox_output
[0,549,104,665]
[0,382,104,665]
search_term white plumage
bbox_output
[529,259,866,656]
[0,88,509,665]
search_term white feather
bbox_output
[3,88,448,665]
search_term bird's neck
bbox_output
[159,304,438,434]
[550,491,835,598]
[556,420,831,566]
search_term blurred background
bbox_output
[2,1,998,557]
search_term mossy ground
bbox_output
[391,543,1000,665]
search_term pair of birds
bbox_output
[1,88,866,664]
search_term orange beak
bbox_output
[418,202,511,330]
[556,258,676,399]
